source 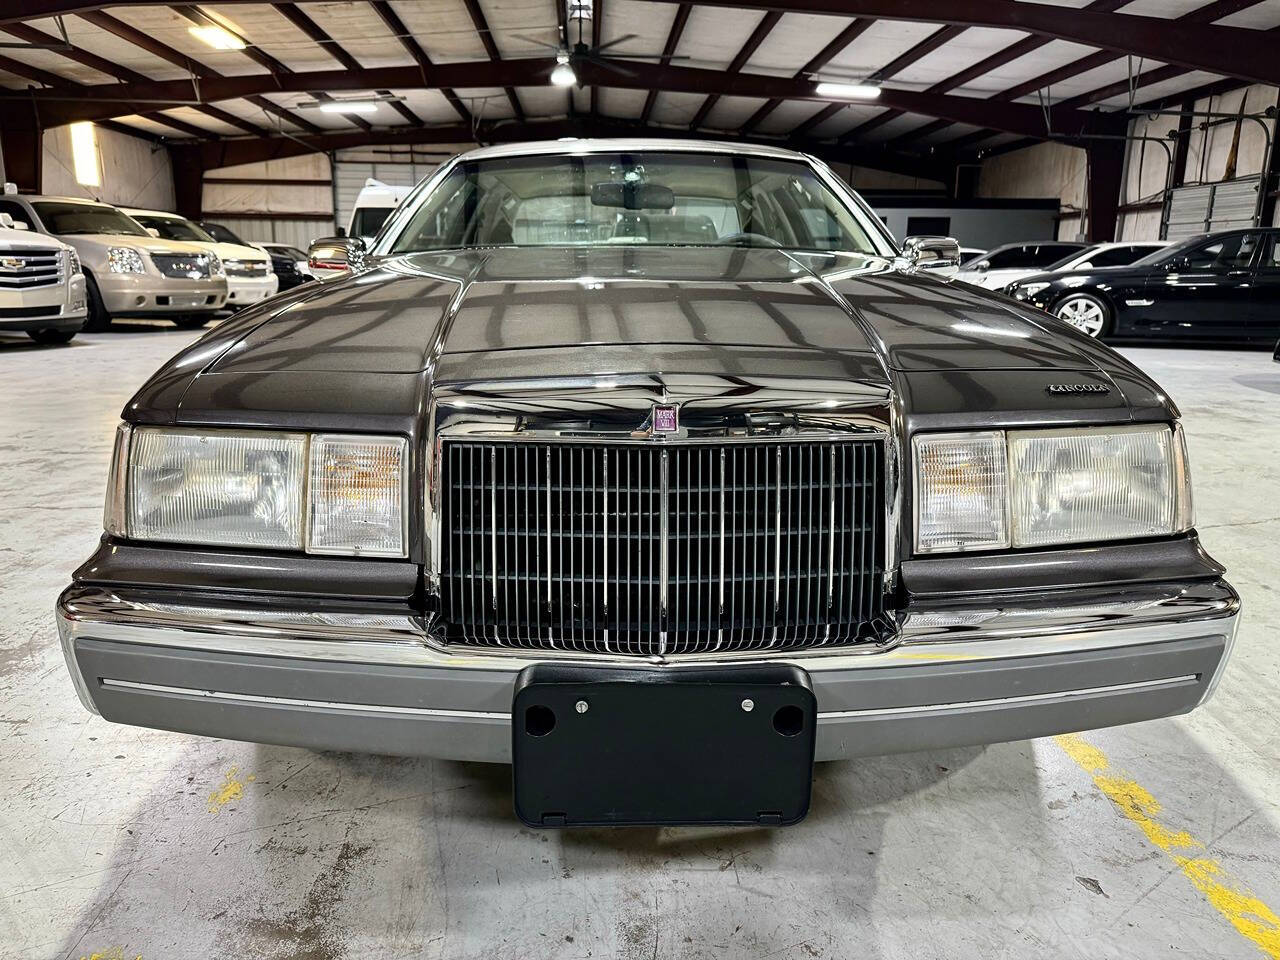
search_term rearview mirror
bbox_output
[898,235,962,278]
[308,236,366,281]
[590,181,675,210]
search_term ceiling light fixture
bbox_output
[318,100,379,114]
[188,24,246,50]
[550,51,577,87]
[814,81,881,100]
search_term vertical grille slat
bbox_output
[439,438,887,654]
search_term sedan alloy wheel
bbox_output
[1054,294,1109,338]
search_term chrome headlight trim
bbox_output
[107,246,146,274]
[913,423,1190,555]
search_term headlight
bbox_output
[914,424,1192,554]
[65,248,82,276]
[107,246,146,274]
[1014,282,1049,299]
[128,429,308,549]
[108,426,408,557]
[208,254,225,277]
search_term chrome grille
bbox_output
[439,438,887,655]
[151,253,211,279]
[224,259,269,277]
[0,248,62,288]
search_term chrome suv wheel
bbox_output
[1054,293,1111,338]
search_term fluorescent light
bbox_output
[70,122,100,187]
[188,24,245,50]
[815,82,881,100]
[550,54,576,87]
[319,100,378,114]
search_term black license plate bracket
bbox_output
[512,662,816,827]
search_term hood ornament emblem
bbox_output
[1046,383,1110,395]
[652,405,679,434]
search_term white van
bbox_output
[346,179,411,243]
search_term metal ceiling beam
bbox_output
[741,18,872,134]
[590,0,602,114]
[74,11,268,136]
[458,0,524,120]
[5,58,1113,139]
[639,3,689,125]
[628,0,1280,85]
[688,11,781,131]
[269,4,375,132]
[183,116,953,182]
[927,0,1269,155]
[171,5,325,135]
[871,0,1128,147]
[368,1,471,123]
[0,20,230,139]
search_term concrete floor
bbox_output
[2,322,1279,960]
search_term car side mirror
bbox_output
[898,235,963,278]
[146,227,161,238]
[0,213,11,229]
[308,236,366,281]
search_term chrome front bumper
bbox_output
[57,579,1240,762]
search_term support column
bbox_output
[0,107,42,193]
[167,143,205,219]
[1086,140,1125,242]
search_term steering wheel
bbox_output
[717,232,782,247]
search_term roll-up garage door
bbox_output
[1162,177,1261,240]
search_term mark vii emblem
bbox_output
[652,405,679,433]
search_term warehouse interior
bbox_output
[2,1,1280,958]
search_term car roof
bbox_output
[457,137,813,164]
[18,195,114,206]
[122,207,182,218]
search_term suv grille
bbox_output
[224,259,269,277]
[0,248,62,288]
[151,253,212,279]
[438,438,887,656]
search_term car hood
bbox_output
[1015,265,1148,287]
[187,240,270,263]
[59,233,212,256]
[130,246,1174,432]
[0,227,66,251]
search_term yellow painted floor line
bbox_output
[1055,733,1280,959]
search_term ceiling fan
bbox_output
[515,18,690,81]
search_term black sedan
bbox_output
[1004,227,1280,342]
[259,242,314,292]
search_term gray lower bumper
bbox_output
[57,580,1240,763]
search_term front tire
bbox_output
[82,272,111,331]
[27,328,77,345]
[1053,293,1112,339]
[171,314,210,330]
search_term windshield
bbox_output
[1044,246,1097,271]
[201,223,244,245]
[386,152,881,256]
[134,215,213,243]
[33,202,148,237]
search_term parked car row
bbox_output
[0,187,316,346]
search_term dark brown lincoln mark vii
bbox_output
[58,140,1239,827]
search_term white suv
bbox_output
[0,192,227,330]
[0,212,86,345]
[125,209,277,309]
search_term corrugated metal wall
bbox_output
[983,83,1279,242]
